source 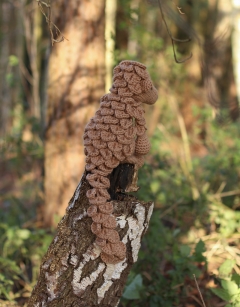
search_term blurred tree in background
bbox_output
[43,0,105,227]
[0,0,239,306]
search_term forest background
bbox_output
[0,0,240,306]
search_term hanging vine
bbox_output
[36,0,67,45]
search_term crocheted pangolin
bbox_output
[83,60,158,264]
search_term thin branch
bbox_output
[171,0,186,14]
[157,0,192,63]
[177,6,185,15]
[193,274,207,307]
[159,198,183,218]
[36,0,68,46]
[19,60,33,85]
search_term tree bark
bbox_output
[232,0,240,106]
[203,0,239,120]
[0,1,22,136]
[105,0,117,93]
[27,165,154,307]
[43,0,106,227]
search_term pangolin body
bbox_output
[83,60,158,264]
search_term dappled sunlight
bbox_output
[0,0,240,306]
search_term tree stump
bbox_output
[27,164,154,307]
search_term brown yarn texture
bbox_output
[84,60,158,264]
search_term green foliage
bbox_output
[1,104,44,162]
[121,211,207,306]
[9,55,19,67]
[0,102,51,301]
[0,258,21,300]
[120,102,239,306]
[1,2,239,305]
[138,107,240,208]
[6,55,19,87]
[209,200,240,237]
[0,212,53,300]
[123,274,144,300]
[210,260,240,307]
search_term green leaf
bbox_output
[194,239,206,262]
[123,274,144,300]
[16,229,31,240]
[150,181,159,194]
[150,301,159,307]
[0,257,21,275]
[219,259,236,278]
[9,55,19,66]
[210,288,231,301]
[180,245,191,257]
[195,239,206,254]
[232,273,240,286]
[221,280,239,296]
[172,228,180,237]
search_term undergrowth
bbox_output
[0,94,240,307]
[120,106,240,307]
[0,106,53,304]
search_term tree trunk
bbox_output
[43,0,106,227]
[232,0,240,106]
[0,1,22,136]
[204,0,239,120]
[27,164,154,306]
[105,0,117,92]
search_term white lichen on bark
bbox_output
[71,201,153,304]
[69,254,78,266]
[44,254,69,302]
[116,216,127,228]
[115,300,120,307]
[45,271,61,301]
[97,261,128,303]
[145,203,154,231]
[73,210,87,225]
[123,203,147,262]
[72,245,102,296]
[77,262,106,293]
